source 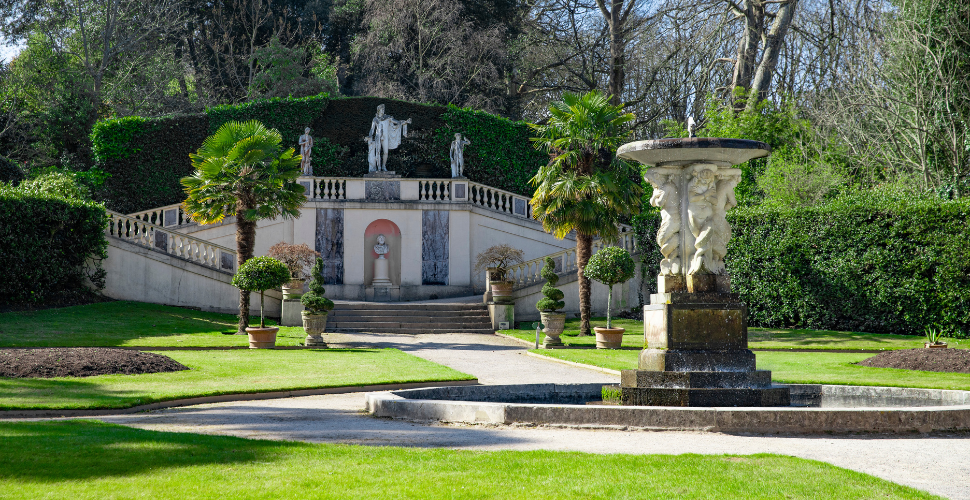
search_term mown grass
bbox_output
[501,317,970,350]
[0,301,308,347]
[531,349,970,391]
[0,421,940,499]
[0,349,473,410]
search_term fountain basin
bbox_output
[366,383,970,433]
[617,137,770,167]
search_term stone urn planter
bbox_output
[282,279,305,300]
[594,327,625,349]
[246,326,279,349]
[540,311,566,348]
[302,311,329,347]
[490,281,515,303]
[925,342,948,349]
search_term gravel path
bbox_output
[97,332,969,500]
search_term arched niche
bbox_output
[364,219,402,286]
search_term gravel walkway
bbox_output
[97,332,969,500]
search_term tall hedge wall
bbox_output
[633,189,970,337]
[727,195,970,337]
[91,95,546,213]
[0,186,108,305]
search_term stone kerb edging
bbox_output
[0,379,478,419]
[365,383,970,434]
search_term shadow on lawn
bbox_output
[0,420,301,481]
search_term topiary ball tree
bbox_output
[536,257,565,312]
[301,258,335,314]
[231,256,291,328]
[584,246,636,329]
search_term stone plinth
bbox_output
[281,299,304,327]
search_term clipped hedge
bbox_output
[727,195,970,337]
[0,186,108,304]
[91,96,546,213]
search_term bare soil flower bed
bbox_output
[0,348,189,378]
[858,348,970,374]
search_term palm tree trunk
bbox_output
[236,211,257,334]
[576,232,594,336]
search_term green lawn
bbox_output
[0,421,939,499]
[502,317,970,350]
[0,301,309,347]
[531,349,970,391]
[0,349,473,410]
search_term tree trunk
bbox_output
[608,0,624,105]
[576,232,594,336]
[731,0,765,111]
[746,0,799,112]
[235,203,257,334]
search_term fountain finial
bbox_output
[687,116,696,138]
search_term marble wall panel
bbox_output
[422,210,449,285]
[316,208,344,284]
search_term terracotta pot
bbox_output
[282,279,305,300]
[302,311,329,347]
[594,326,625,349]
[490,280,515,304]
[925,342,948,349]
[246,326,279,349]
[539,311,566,348]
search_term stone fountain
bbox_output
[615,137,790,406]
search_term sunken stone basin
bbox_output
[365,383,970,433]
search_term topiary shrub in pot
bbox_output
[584,246,636,349]
[232,256,291,348]
[535,257,567,348]
[301,258,335,347]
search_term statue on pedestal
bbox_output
[368,105,411,172]
[298,127,313,175]
[450,133,471,178]
[372,234,392,287]
[374,234,389,259]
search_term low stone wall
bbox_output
[103,237,282,316]
[511,269,646,324]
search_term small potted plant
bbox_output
[268,242,320,300]
[232,256,291,349]
[536,257,566,348]
[474,244,524,303]
[924,324,948,349]
[584,246,636,349]
[301,258,335,347]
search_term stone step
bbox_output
[332,302,485,311]
[329,312,489,321]
[330,327,496,335]
[330,320,492,329]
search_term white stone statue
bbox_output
[368,104,412,172]
[450,133,471,178]
[687,164,718,275]
[645,169,681,275]
[373,234,389,259]
[710,170,742,275]
[298,127,313,175]
[365,135,379,172]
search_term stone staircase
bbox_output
[328,302,494,334]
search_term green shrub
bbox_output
[232,256,291,328]
[727,193,970,337]
[0,185,108,304]
[536,257,565,312]
[0,156,24,185]
[19,171,90,199]
[301,258,335,313]
[90,96,545,213]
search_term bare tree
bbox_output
[352,0,508,113]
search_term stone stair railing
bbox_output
[299,176,534,220]
[105,210,236,272]
[505,228,638,290]
[128,203,194,228]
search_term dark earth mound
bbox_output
[858,348,970,374]
[0,348,189,378]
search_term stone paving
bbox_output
[100,332,970,500]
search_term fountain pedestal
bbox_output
[613,136,790,407]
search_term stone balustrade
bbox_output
[106,210,236,272]
[505,230,638,289]
[128,203,193,228]
[298,176,534,219]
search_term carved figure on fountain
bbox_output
[644,169,681,276]
[686,164,718,275]
[710,170,741,275]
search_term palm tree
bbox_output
[530,90,642,336]
[181,120,306,333]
